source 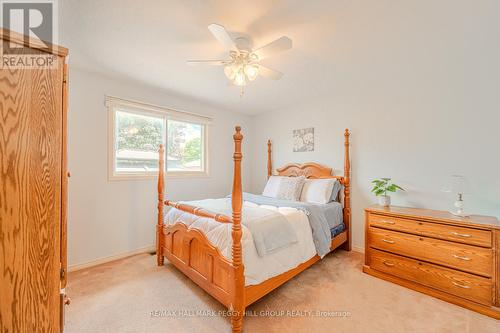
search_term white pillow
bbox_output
[300,178,337,204]
[276,176,306,201]
[262,176,283,197]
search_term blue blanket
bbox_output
[241,193,344,257]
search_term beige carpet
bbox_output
[66,251,499,333]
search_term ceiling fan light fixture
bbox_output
[244,64,259,81]
[249,53,259,62]
[187,24,291,94]
[224,65,236,80]
[233,69,247,86]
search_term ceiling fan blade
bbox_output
[187,60,230,66]
[259,65,283,80]
[253,36,292,60]
[208,23,238,52]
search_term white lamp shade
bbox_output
[224,65,236,80]
[233,70,246,86]
[244,64,259,81]
[442,175,468,194]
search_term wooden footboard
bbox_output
[162,223,235,307]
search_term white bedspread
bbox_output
[164,200,317,286]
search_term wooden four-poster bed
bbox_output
[156,126,351,332]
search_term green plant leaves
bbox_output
[371,178,405,196]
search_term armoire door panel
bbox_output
[0,52,64,332]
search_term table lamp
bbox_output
[442,175,469,217]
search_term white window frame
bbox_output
[106,96,211,181]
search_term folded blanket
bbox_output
[240,193,343,258]
[181,198,298,257]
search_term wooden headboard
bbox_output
[266,129,352,250]
[276,162,343,181]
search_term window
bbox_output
[115,110,165,174]
[166,120,205,173]
[107,96,210,180]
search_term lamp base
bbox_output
[450,198,469,218]
[449,210,470,218]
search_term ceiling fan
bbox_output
[187,23,292,95]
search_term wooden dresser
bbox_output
[363,205,500,319]
[0,29,69,331]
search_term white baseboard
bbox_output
[68,245,155,272]
[352,245,365,254]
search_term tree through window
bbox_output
[108,97,209,179]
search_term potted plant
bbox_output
[371,178,405,207]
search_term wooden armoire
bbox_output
[0,29,69,332]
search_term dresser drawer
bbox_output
[369,214,492,247]
[370,249,493,306]
[369,227,493,277]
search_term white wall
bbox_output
[250,1,500,251]
[68,68,253,267]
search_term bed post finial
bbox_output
[267,139,272,179]
[344,129,350,180]
[342,129,352,251]
[157,144,165,266]
[231,126,245,333]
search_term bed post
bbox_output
[267,139,272,178]
[231,126,245,333]
[157,144,165,266]
[342,129,352,251]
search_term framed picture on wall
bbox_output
[293,127,314,152]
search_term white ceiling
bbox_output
[60,0,339,115]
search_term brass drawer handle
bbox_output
[450,231,471,238]
[452,281,471,289]
[382,239,395,244]
[452,254,471,261]
[382,260,395,267]
[378,220,395,225]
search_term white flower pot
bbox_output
[378,195,391,207]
